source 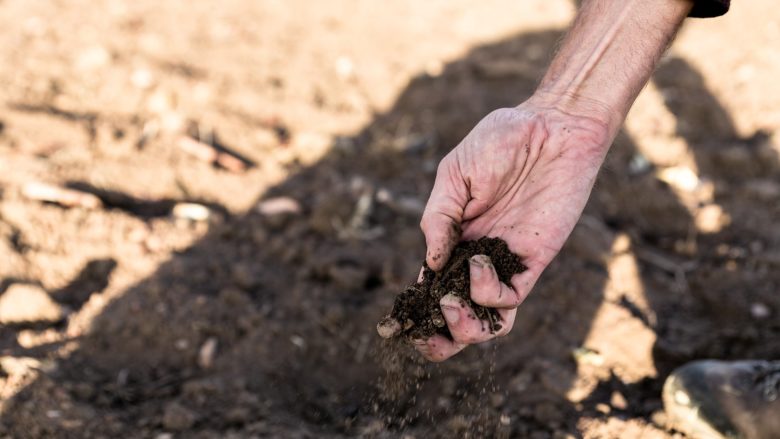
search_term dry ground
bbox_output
[1,0,780,437]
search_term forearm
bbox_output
[530,0,693,137]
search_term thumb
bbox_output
[420,158,468,271]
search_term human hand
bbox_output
[415,99,612,361]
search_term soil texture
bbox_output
[380,237,526,340]
[1,1,780,437]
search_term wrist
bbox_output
[525,89,621,135]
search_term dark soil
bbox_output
[381,237,526,340]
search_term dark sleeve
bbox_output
[689,0,730,18]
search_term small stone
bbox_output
[572,346,604,367]
[610,391,628,410]
[0,284,64,324]
[695,204,730,233]
[751,302,771,320]
[22,182,102,209]
[46,410,61,419]
[172,202,210,221]
[289,335,306,349]
[162,402,197,431]
[256,197,302,216]
[657,166,700,192]
[595,403,611,414]
[628,153,652,175]
[197,337,218,369]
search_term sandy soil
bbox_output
[1,0,780,437]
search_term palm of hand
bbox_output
[416,106,609,361]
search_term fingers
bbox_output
[469,255,526,308]
[440,293,516,344]
[420,159,468,271]
[413,335,466,362]
[414,292,518,362]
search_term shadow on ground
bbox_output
[2,25,780,438]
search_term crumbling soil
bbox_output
[380,237,526,340]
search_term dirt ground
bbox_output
[1,0,780,437]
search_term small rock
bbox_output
[657,166,700,192]
[695,204,730,233]
[289,335,306,349]
[0,284,64,324]
[172,202,210,221]
[197,337,218,369]
[628,153,652,175]
[751,302,771,320]
[596,403,611,415]
[256,197,302,216]
[22,182,102,209]
[572,346,604,367]
[610,391,628,410]
[162,402,197,431]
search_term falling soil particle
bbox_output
[378,237,526,340]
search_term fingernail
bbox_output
[470,255,489,280]
[441,305,460,324]
[440,294,462,324]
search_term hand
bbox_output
[415,99,611,362]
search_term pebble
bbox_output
[172,202,210,221]
[256,196,302,216]
[22,182,102,209]
[610,391,628,410]
[0,284,64,324]
[197,337,218,369]
[695,204,729,233]
[751,302,771,319]
[656,166,700,192]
